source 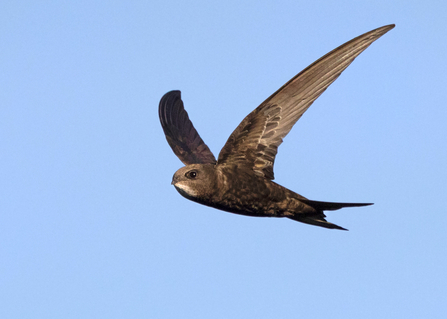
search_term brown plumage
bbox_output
[159,24,394,230]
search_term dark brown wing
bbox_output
[159,90,216,165]
[217,24,395,180]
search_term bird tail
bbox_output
[287,199,373,231]
[288,214,348,230]
[299,199,373,211]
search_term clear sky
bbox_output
[1,1,446,318]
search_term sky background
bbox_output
[1,1,446,318]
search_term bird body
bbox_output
[172,163,368,230]
[159,24,395,230]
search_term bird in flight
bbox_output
[159,24,394,230]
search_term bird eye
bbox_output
[186,170,197,179]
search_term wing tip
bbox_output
[159,90,183,123]
[160,90,181,105]
[382,23,395,30]
[371,24,395,38]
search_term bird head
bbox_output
[171,163,217,201]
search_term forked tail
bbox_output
[288,199,373,230]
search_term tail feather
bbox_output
[299,199,373,211]
[288,214,348,231]
[287,199,373,230]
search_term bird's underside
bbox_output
[159,24,394,230]
[172,164,371,230]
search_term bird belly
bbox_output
[208,182,294,218]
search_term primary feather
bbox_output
[217,24,394,180]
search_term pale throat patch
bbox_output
[174,181,198,197]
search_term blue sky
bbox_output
[1,1,446,318]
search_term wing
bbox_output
[217,24,395,180]
[159,90,217,165]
